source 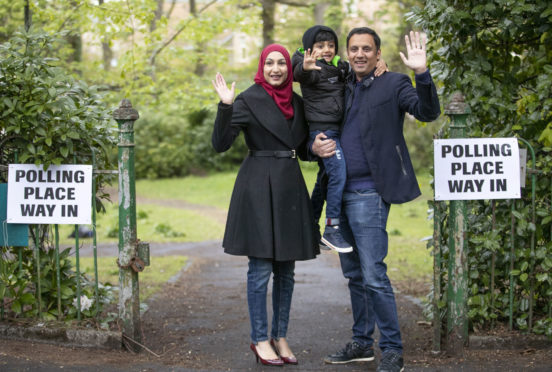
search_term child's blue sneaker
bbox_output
[321,225,352,253]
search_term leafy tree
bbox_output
[0,0,25,42]
[0,28,115,171]
[411,0,552,338]
[378,0,424,73]
[0,29,116,321]
[0,1,442,181]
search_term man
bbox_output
[312,27,441,372]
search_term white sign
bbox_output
[434,138,521,201]
[7,164,92,224]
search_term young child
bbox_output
[292,25,386,253]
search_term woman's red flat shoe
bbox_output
[270,339,298,365]
[250,343,284,366]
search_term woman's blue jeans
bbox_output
[338,188,403,354]
[247,257,295,344]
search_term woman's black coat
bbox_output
[212,84,319,261]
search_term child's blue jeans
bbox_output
[308,129,347,222]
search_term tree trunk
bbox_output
[313,2,329,25]
[150,0,165,32]
[65,0,82,67]
[66,33,82,64]
[190,0,206,76]
[261,0,275,47]
[102,41,113,71]
[24,0,32,31]
[99,0,113,71]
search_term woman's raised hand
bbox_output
[303,48,322,71]
[212,72,235,105]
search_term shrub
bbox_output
[0,29,116,321]
[134,107,247,179]
[0,28,115,173]
[412,0,552,338]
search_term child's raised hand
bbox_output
[374,57,389,77]
[212,72,235,105]
[303,48,322,71]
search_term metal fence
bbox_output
[0,99,147,349]
[432,93,552,353]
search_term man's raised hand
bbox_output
[399,31,428,75]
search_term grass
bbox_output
[58,202,224,245]
[300,162,434,286]
[136,172,237,209]
[135,163,435,285]
[386,171,434,285]
[62,162,434,299]
[73,255,188,300]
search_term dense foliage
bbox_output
[0,30,116,321]
[0,29,116,171]
[134,108,247,179]
[0,244,114,320]
[411,0,552,338]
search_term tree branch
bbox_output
[276,0,313,7]
[197,0,218,15]
[149,0,217,66]
[56,3,84,33]
[166,0,177,19]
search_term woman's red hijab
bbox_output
[254,44,294,119]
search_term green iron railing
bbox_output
[1,100,147,348]
[1,158,108,321]
[432,93,551,353]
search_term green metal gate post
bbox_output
[445,92,470,354]
[113,99,141,350]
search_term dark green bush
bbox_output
[0,28,115,172]
[0,29,115,321]
[134,107,247,179]
[1,244,113,320]
[413,0,552,338]
[133,110,191,179]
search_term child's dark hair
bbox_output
[314,30,337,45]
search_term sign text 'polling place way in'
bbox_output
[434,138,521,201]
[7,164,92,224]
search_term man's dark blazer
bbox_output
[343,71,441,204]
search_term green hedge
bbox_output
[134,107,248,179]
[412,0,552,338]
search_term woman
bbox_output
[212,44,319,366]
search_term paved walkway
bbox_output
[0,241,551,371]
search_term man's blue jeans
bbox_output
[309,129,346,221]
[338,188,403,354]
[247,257,295,343]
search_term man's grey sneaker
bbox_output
[321,225,353,253]
[376,351,404,372]
[324,341,374,364]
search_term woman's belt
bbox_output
[248,150,296,159]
